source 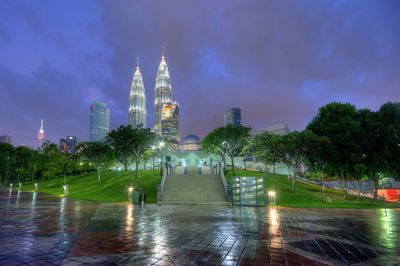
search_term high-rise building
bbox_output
[154,54,173,136]
[224,108,241,126]
[59,136,79,154]
[128,61,146,128]
[90,101,110,142]
[36,119,45,146]
[154,51,180,148]
[0,135,12,145]
[161,102,180,148]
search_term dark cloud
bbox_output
[0,0,399,146]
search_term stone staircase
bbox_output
[159,174,228,205]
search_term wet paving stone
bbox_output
[0,190,399,265]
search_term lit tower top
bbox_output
[37,119,45,145]
[154,48,173,136]
[128,57,147,128]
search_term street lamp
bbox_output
[159,141,165,176]
[151,145,156,170]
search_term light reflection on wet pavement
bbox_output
[0,190,399,265]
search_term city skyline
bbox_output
[0,1,399,146]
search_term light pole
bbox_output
[151,145,156,170]
[159,141,165,176]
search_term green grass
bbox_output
[22,170,161,203]
[226,170,400,208]
[19,168,400,208]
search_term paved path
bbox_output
[0,190,399,265]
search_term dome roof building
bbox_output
[181,134,201,151]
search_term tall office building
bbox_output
[90,101,110,142]
[128,61,146,128]
[59,136,79,154]
[154,54,173,136]
[224,108,242,126]
[154,52,180,147]
[0,135,12,145]
[36,119,45,146]
[161,102,180,148]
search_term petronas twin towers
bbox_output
[128,52,180,148]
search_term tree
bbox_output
[305,134,333,192]
[202,125,251,176]
[307,102,362,198]
[379,102,400,180]
[356,109,387,201]
[251,133,281,174]
[274,131,315,191]
[107,125,136,170]
[0,143,14,185]
[128,127,155,179]
[78,142,114,182]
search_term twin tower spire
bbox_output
[128,51,180,147]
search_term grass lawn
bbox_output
[226,169,400,208]
[21,170,161,203]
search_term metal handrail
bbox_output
[219,170,229,201]
[159,164,169,200]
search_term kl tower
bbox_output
[36,119,45,147]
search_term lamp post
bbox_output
[151,145,156,170]
[159,141,165,176]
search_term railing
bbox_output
[157,163,169,202]
[219,170,230,202]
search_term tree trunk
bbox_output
[230,155,235,176]
[321,172,325,192]
[342,171,347,200]
[357,179,361,201]
[135,160,139,180]
[97,168,101,182]
[124,162,128,171]
[244,160,247,171]
[291,169,296,192]
[373,174,379,201]
[272,162,276,174]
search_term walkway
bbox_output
[0,190,399,265]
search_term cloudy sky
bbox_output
[0,0,399,146]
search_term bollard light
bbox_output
[34,183,39,191]
[128,186,134,200]
[63,185,69,195]
[268,190,276,205]
[10,183,13,189]
[18,183,22,190]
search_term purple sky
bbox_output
[1,0,399,147]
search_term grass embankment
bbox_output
[226,170,399,208]
[22,170,161,203]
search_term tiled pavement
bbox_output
[0,190,399,265]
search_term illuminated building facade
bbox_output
[36,119,45,146]
[224,108,241,126]
[161,102,180,148]
[128,62,146,128]
[59,136,79,154]
[154,52,180,148]
[90,101,110,142]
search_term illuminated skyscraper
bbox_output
[36,119,45,146]
[128,59,146,128]
[154,52,173,137]
[59,136,79,154]
[0,135,12,145]
[90,101,110,142]
[161,102,180,148]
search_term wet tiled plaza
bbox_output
[0,190,399,265]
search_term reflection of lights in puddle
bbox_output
[269,207,280,238]
[378,208,398,250]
